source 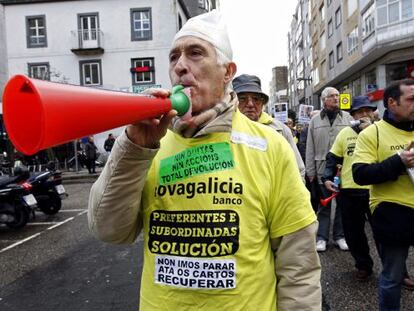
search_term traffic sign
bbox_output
[340,93,351,110]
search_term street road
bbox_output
[0,182,413,310]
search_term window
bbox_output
[329,51,334,69]
[336,42,343,62]
[198,0,211,10]
[335,7,342,28]
[320,4,325,21]
[347,27,358,55]
[362,5,376,37]
[377,0,413,26]
[26,15,47,48]
[312,67,320,85]
[352,78,362,96]
[131,58,155,85]
[130,8,152,41]
[328,19,333,37]
[80,60,102,86]
[348,0,358,17]
[321,60,327,79]
[28,62,50,80]
[320,32,326,51]
[365,69,377,91]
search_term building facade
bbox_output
[267,66,289,116]
[0,0,214,165]
[288,0,313,111]
[289,0,414,114]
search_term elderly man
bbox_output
[88,10,321,311]
[306,87,353,252]
[232,74,305,180]
[353,79,414,310]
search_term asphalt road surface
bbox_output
[0,182,413,310]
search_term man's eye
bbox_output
[191,50,203,56]
[169,54,178,62]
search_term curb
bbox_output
[62,171,100,184]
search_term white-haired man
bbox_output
[306,87,353,252]
[89,10,321,310]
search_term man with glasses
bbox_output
[233,74,305,180]
[306,87,353,252]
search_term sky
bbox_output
[219,1,298,93]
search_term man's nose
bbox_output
[174,56,189,76]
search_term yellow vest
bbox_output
[353,120,414,212]
[330,126,369,190]
[139,110,315,310]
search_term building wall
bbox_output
[289,0,414,113]
[1,0,206,154]
[4,0,183,90]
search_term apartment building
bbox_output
[289,0,414,114]
[288,0,313,111]
[0,0,216,162]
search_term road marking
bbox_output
[0,233,41,254]
[27,222,61,226]
[59,209,87,213]
[0,210,88,253]
[47,217,75,230]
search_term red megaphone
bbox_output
[2,75,191,155]
[320,191,339,207]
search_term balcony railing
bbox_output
[71,29,104,55]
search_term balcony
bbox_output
[71,29,104,55]
[363,18,414,54]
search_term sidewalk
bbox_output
[61,167,102,184]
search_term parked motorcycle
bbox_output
[0,170,37,229]
[26,165,67,215]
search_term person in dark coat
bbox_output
[104,133,115,152]
[85,136,97,174]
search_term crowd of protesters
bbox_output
[86,10,413,311]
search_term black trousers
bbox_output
[86,158,96,173]
[337,190,376,272]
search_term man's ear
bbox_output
[387,97,397,109]
[224,62,237,84]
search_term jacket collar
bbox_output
[320,109,343,119]
[383,109,414,131]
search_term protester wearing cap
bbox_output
[233,74,305,181]
[322,95,377,281]
[352,80,414,309]
[89,10,321,311]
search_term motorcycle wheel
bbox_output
[38,192,62,215]
[6,205,30,229]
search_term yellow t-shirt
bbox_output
[330,126,369,190]
[353,120,414,212]
[139,110,316,311]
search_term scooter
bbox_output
[26,166,67,215]
[0,170,37,229]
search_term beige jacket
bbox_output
[88,94,321,311]
[305,110,353,184]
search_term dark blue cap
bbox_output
[350,96,377,114]
[232,74,269,103]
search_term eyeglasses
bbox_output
[238,95,264,105]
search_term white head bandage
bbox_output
[173,10,233,61]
